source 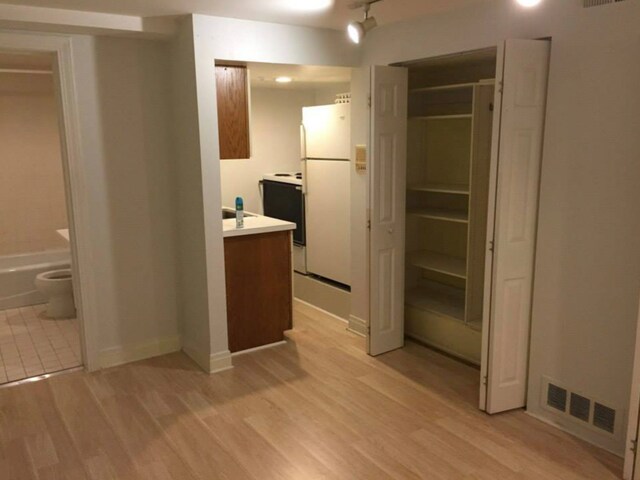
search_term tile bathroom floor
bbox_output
[0,304,81,384]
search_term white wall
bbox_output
[189,13,359,369]
[361,0,640,454]
[68,34,180,366]
[220,87,314,213]
[0,74,68,256]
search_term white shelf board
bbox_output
[407,183,470,195]
[408,250,467,279]
[409,114,473,121]
[408,208,469,224]
[410,82,476,93]
[405,284,465,323]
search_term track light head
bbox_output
[347,0,381,44]
[347,16,377,44]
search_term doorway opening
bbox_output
[215,60,354,323]
[0,50,84,385]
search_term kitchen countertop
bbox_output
[222,209,295,238]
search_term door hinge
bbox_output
[631,438,638,455]
[488,240,495,253]
[498,80,504,94]
[367,94,372,108]
[482,375,488,386]
[367,219,371,230]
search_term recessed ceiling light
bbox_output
[275,76,293,83]
[516,0,542,7]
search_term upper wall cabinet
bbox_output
[215,65,250,160]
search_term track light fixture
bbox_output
[347,0,382,44]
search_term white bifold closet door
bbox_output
[481,39,551,414]
[368,66,408,356]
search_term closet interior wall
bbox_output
[403,49,497,365]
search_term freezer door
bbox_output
[305,159,351,286]
[302,104,351,160]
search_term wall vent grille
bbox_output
[542,378,619,437]
[569,393,591,422]
[547,383,568,412]
[593,403,616,433]
[583,0,627,8]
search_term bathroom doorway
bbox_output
[0,50,83,385]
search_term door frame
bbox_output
[623,295,640,479]
[0,31,99,370]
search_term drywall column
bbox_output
[171,18,220,371]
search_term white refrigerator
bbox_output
[301,103,351,287]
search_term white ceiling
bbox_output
[0,0,488,30]
[247,62,351,89]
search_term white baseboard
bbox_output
[348,315,368,337]
[209,350,233,373]
[294,298,348,324]
[231,340,287,357]
[182,345,233,374]
[99,335,181,369]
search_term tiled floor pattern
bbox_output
[0,304,81,384]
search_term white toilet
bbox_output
[34,269,76,319]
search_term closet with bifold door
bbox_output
[369,40,550,414]
[404,49,497,366]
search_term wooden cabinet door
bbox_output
[216,65,250,159]
[224,231,292,353]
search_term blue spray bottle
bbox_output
[235,197,244,228]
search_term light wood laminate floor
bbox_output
[0,303,623,479]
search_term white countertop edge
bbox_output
[222,211,296,238]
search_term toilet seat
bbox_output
[37,269,72,282]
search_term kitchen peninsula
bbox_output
[222,208,295,353]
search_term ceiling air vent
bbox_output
[569,393,591,422]
[593,403,616,434]
[583,0,627,7]
[547,383,567,412]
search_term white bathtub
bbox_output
[0,250,71,310]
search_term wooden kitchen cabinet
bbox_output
[215,64,250,159]
[224,230,292,353]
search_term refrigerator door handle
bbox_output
[300,124,307,160]
[300,124,308,195]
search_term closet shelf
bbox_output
[410,82,476,93]
[409,114,473,120]
[405,284,465,323]
[407,183,470,195]
[408,250,467,279]
[408,208,469,224]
